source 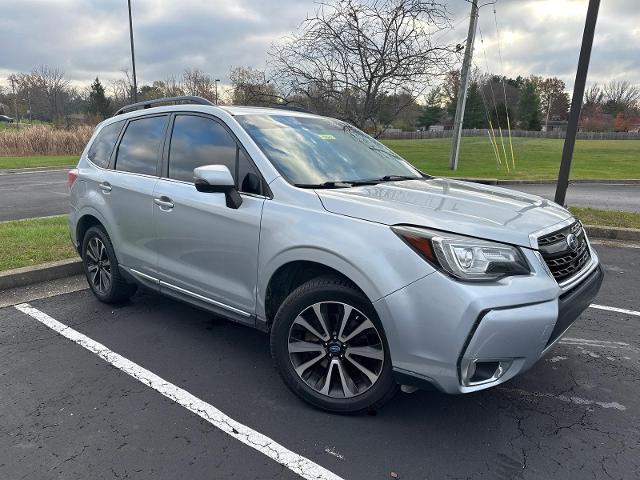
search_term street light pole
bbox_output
[554,0,600,205]
[448,0,479,170]
[127,0,138,102]
[214,79,220,105]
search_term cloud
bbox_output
[0,0,637,92]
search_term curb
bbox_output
[452,178,640,186]
[584,225,640,242]
[0,165,75,176]
[0,258,83,291]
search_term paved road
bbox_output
[1,169,640,221]
[1,242,638,479]
[0,169,69,221]
[506,182,640,212]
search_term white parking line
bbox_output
[14,303,343,480]
[590,304,640,317]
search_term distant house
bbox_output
[428,124,445,132]
[542,115,568,132]
[627,117,640,133]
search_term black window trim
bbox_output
[110,113,171,177]
[161,111,272,199]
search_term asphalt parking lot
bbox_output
[1,241,639,479]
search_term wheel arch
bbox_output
[259,248,383,329]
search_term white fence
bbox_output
[380,128,640,140]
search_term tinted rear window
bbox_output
[88,120,124,168]
[116,116,167,176]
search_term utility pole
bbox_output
[10,76,18,124]
[449,0,479,170]
[554,0,600,205]
[127,0,138,102]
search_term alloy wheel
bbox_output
[85,237,112,294]
[287,301,385,398]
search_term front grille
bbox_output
[538,221,591,283]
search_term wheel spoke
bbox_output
[343,318,375,343]
[293,315,329,342]
[312,304,331,339]
[335,360,356,397]
[102,268,111,287]
[288,340,325,354]
[294,352,325,377]
[347,345,384,361]
[337,305,353,341]
[346,354,379,384]
[99,242,107,261]
[87,264,99,273]
[319,360,337,395]
[86,242,98,262]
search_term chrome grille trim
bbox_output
[536,220,594,285]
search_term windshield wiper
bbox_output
[294,175,422,189]
[349,175,422,185]
[293,181,354,189]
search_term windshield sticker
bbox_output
[318,134,336,140]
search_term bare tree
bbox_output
[584,83,603,106]
[182,68,216,101]
[229,66,281,106]
[30,66,70,121]
[602,80,640,114]
[269,0,455,131]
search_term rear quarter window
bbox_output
[87,120,124,168]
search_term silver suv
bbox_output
[69,96,603,413]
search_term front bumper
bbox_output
[375,251,604,394]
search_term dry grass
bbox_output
[0,124,93,156]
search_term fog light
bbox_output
[461,359,512,386]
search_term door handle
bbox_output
[154,196,174,210]
[98,182,112,193]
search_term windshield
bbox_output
[235,114,422,186]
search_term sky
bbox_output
[0,0,638,93]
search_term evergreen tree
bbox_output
[518,82,542,130]
[88,77,111,118]
[417,88,444,129]
[462,82,486,128]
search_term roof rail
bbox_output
[114,96,215,116]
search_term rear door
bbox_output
[153,113,267,321]
[104,114,168,278]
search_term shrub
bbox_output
[0,124,93,156]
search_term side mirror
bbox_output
[194,165,243,209]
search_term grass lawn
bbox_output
[383,137,640,180]
[569,207,640,230]
[0,155,77,170]
[0,215,77,271]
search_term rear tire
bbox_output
[270,275,397,414]
[81,225,137,303]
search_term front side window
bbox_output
[235,114,421,186]
[115,116,167,176]
[88,120,124,168]
[168,115,237,183]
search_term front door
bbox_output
[153,113,266,320]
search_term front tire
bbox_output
[81,225,137,303]
[270,275,397,413]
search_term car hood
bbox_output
[316,178,573,248]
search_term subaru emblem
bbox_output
[566,233,579,251]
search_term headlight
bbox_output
[392,226,531,281]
